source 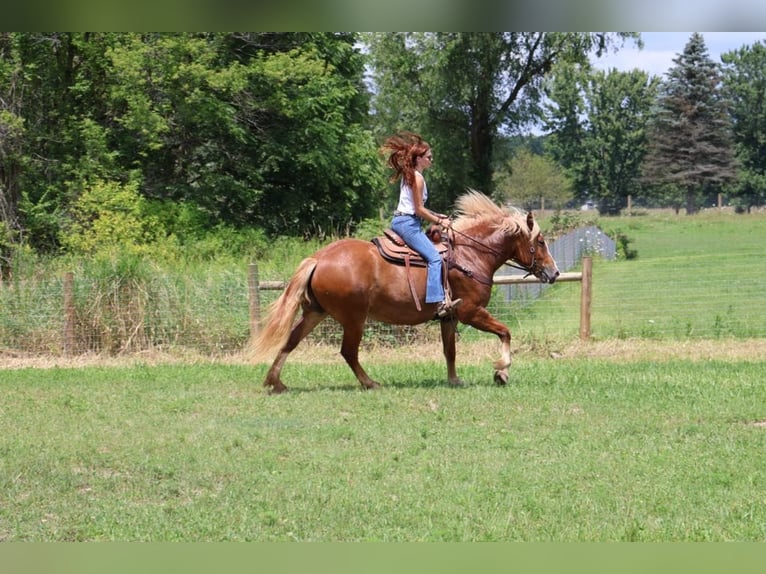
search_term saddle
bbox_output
[371,226,451,312]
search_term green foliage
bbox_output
[351,216,388,241]
[60,178,164,257]
[721,41,766,212]
[642,33,738,214]
[365,32,639,207]
[546,210,585,236]
[494,147,573,210]
[545,64,658,214]
[1,32,382,256]
[609,230,638,260]
[3,30,766,272]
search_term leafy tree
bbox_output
[546,64,658,214]
[1,32,384,255]
[641,32,738,214]
[721,41,766,212]
[1,33,126,253]
[364,32,638,211]
[494,148,573,211]
[106,32,383,236]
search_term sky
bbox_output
[592,32,766,77]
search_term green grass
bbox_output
[498,210,766,341]
[2,357,766,541]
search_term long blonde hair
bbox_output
[380,132,431,189]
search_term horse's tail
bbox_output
[249,257,318,363]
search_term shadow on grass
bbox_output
[264,376,486,395]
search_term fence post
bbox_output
[248,262,261,340]
[579,256,592,340]
[63,271,75,355]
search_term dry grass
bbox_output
[2,337,764,371]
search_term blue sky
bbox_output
[593,32,766,77]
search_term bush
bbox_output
[61,178,164,257]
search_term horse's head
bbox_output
[515,212,560,284]
[451,191,560,284]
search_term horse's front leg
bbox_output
[461,307,512,386]
[439,319,464,387]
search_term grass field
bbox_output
[2,209,765,542]
[2,345,766,541]
[489,210,766,341]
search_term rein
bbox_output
[448,226,537,283]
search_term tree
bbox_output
[641,32,738,214]
[493,148,573,211]
[1,32,384,254]
[545,64,659,214]
[1,33,120,255]
[721,41,766,212]
[365,33,639,211]
[107,33,383,236]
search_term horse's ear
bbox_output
[526,211,534,232]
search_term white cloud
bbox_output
[593,32,766,78]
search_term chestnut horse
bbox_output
[250,190,559,393]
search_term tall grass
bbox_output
[1,210,764,356]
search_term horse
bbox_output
[250,190,560,393]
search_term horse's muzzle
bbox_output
[540,267,560,284]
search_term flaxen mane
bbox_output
[452,189,539,239]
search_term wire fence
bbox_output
[496,225,614,303]
[1,225,763,359]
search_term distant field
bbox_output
[487,210,766,342]
[1,350,765,541]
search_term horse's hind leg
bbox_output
[339,322,381,390]
[264,310,326,394]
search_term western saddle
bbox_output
[371,226,451,312]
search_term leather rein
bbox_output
[446,226,538,285]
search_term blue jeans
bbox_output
[392,215,444,304]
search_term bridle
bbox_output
[447,226,542,284]
[505,241,540,279]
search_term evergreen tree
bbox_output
[642,33,738,214]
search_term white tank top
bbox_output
[396,171,427,215]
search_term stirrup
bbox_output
[436,298,462,319]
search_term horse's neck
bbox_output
[452,227,508,274]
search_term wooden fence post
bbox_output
[579,256,592,341]
[248,262,261,340]
[63,271,75,355]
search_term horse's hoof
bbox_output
[493,371,508,386]
[361,381,382,390]
[267,383,288,394]
[448,378,465,387]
